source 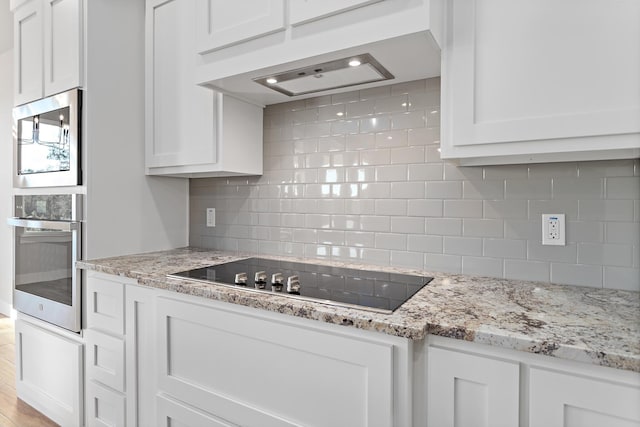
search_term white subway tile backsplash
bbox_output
[463,219,504,238]
[504,259,550,282]
[426,181,462,199]
[375,130,408,148]
[360,149,391,166]
[346,99,375,118]
[604,266,640,291]
[605,222,640,244]
[375,95,408,114]
[425,218,462,236]
[375,199,408,216]
[375,165,407,182]
[360,116,391,133]
[390,182,426,199]
[345,231,375,248]
[577,243,634,267]
[407,235,443,253]
[425,253,462,274]
[578,159,636,177]
[484,238,527,259]
[606,177,640,199]
[391,111,426,130]
[391,147,427,165]
[462,256,503,277]
[550,263,603,288]
[443,237,483,256]
[579,200,635,221]
[391,217,425,234]
[375,233,407,250]
[407,199,443,217]
[443,200,483,218]
[191,78,640,290]
[463,180,505,200]
[408,163,443,181]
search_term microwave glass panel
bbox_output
[17,106,71,175]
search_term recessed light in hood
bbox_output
[253,53,394,97]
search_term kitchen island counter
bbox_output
[77,247,640,372]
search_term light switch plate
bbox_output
[542,214,565,245]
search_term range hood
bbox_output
[197,31,442,106]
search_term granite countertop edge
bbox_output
[76,247,640,373]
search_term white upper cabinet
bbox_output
[440,0,640,165]
[289,0,382,26]
[43,0,82,97]
[146,0,263,178]
[194,0,443,106]
[195,0,285,53]
[12,0,82,105]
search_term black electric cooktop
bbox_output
[169,257,433,313]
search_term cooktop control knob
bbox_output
[287,276,301,295]
[234,272,248,286]
[271,273,284,292]
[254,271,267,289]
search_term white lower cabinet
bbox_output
[155,296,407,427]
[426,336,640,427]
[80,273,640,427]
[15,316,84,427]
[529,367,640,427]
[427,345,519,427]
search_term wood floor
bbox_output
[0,315,59,427]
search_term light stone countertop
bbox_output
[77,247,640,373]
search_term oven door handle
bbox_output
[7,217,80,231]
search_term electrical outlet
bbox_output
[206,208,215,227]
[542,214,565,246]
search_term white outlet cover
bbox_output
[542,214,565,246]
[206,208,216,227]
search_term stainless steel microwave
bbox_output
[13,89,82,188]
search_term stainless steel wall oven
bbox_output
[8,194,82,332]
[13,89,82,188]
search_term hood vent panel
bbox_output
[253,53,394,97]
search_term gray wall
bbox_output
[190,78,640,291]
[0,49,13,315]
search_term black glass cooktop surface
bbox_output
[169,257,433,313]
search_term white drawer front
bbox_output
[86,380,126,427]
[85,329,126,393]
[86,275,125,335]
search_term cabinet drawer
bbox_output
[157,394,235,427]
[156,297,394,427]
[86,274,125,335]
[85,329,125,393]
[86,380,126,427]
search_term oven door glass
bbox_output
[17,106,71,175]
[9,218,81,331]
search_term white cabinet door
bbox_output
[289,0,382,26]
[15,318,84,427]
[427,346,520,427]
[145,0,217,169]
[195,0,285,53]
[530,367,640,427]
[13,0,43,105]
[43,0,82,97]
[156,296,395,427]
[441,0,640,165]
